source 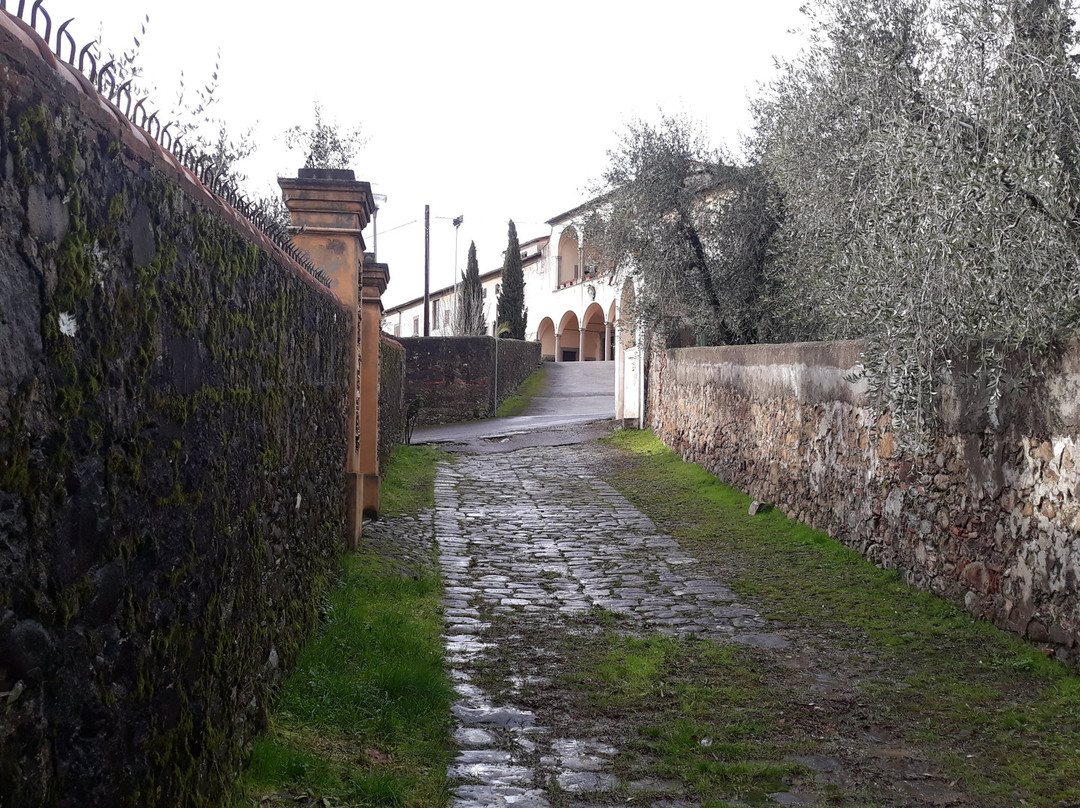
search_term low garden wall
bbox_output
[649,340,1080,659]
[399,336,541,425]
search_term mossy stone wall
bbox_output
[0,26,351,808]
[398,336,541,425]
[378,337,406,470]
[650,341,1080,662]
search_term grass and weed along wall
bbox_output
[0,19,351,808]
[650,341,1080,660]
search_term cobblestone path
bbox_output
[432,444,789,808]
[366,438,1000,808]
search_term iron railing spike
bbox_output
[132,97,148,128]
[78,41,97,78]
[96,60,116,95]
[55,17,74,64]
[112,79,133,116]
[30,0,50,46]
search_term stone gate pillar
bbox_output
[360,255,389,518]
[278,168,375,548]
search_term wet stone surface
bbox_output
[366,439,988,808]
[429,445,789,807]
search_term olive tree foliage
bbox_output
[97,16,254,184]
[585,114,782,347]
[454,241,487,336]
[755,0,1080,450]
[284,103,366,171]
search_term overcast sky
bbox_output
[36,0,808,307]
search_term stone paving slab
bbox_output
[366,439,986,808]
[427,445,789,807]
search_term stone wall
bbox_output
[649,341,1080,660]
[399,336,541,425]
[0,19,351,808]
[378,335,406,471]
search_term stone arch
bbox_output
[581,302,606,361]
[557,226,580,287]
[536,317,556,361]
[557,310,580,361]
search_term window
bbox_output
[412,316,419,336]
[444,308,450,328]
[432,299,440,325]
[495,283,501,296]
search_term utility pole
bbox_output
[423,204,430,336]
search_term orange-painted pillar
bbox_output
[360,255,389,518]
[278,168,374,549]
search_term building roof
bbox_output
[383,267,502,315]
[544,194,605,226]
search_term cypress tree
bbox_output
[496,219,527,339]
[454,241,486,335]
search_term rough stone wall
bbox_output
[399,336,540,425]
[378,335,406,471]
[650,341,1080,660]
[0,22,351,808]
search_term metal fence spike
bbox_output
[30,0,49,44]
[132,97,148,128]
[77,41,97,77]
[112,79,133,116]
[55,17,74,63]
[96,59,116,94]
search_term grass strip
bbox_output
[599,429,1080,807]
[236,446,451,807]
[495,364,548,416]
[380,444,442,516]
[559,626,804,806]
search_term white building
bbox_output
[381,202,644,424]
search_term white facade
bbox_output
[381,269,502,338]
[381,203,645,424]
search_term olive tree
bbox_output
[586,114,782,346]
[284,103,366,171]
[756,0,1080,449]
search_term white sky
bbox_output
[35,0,808,307]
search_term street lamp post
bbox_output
[452,214,463,330]
[372,193,387,259]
